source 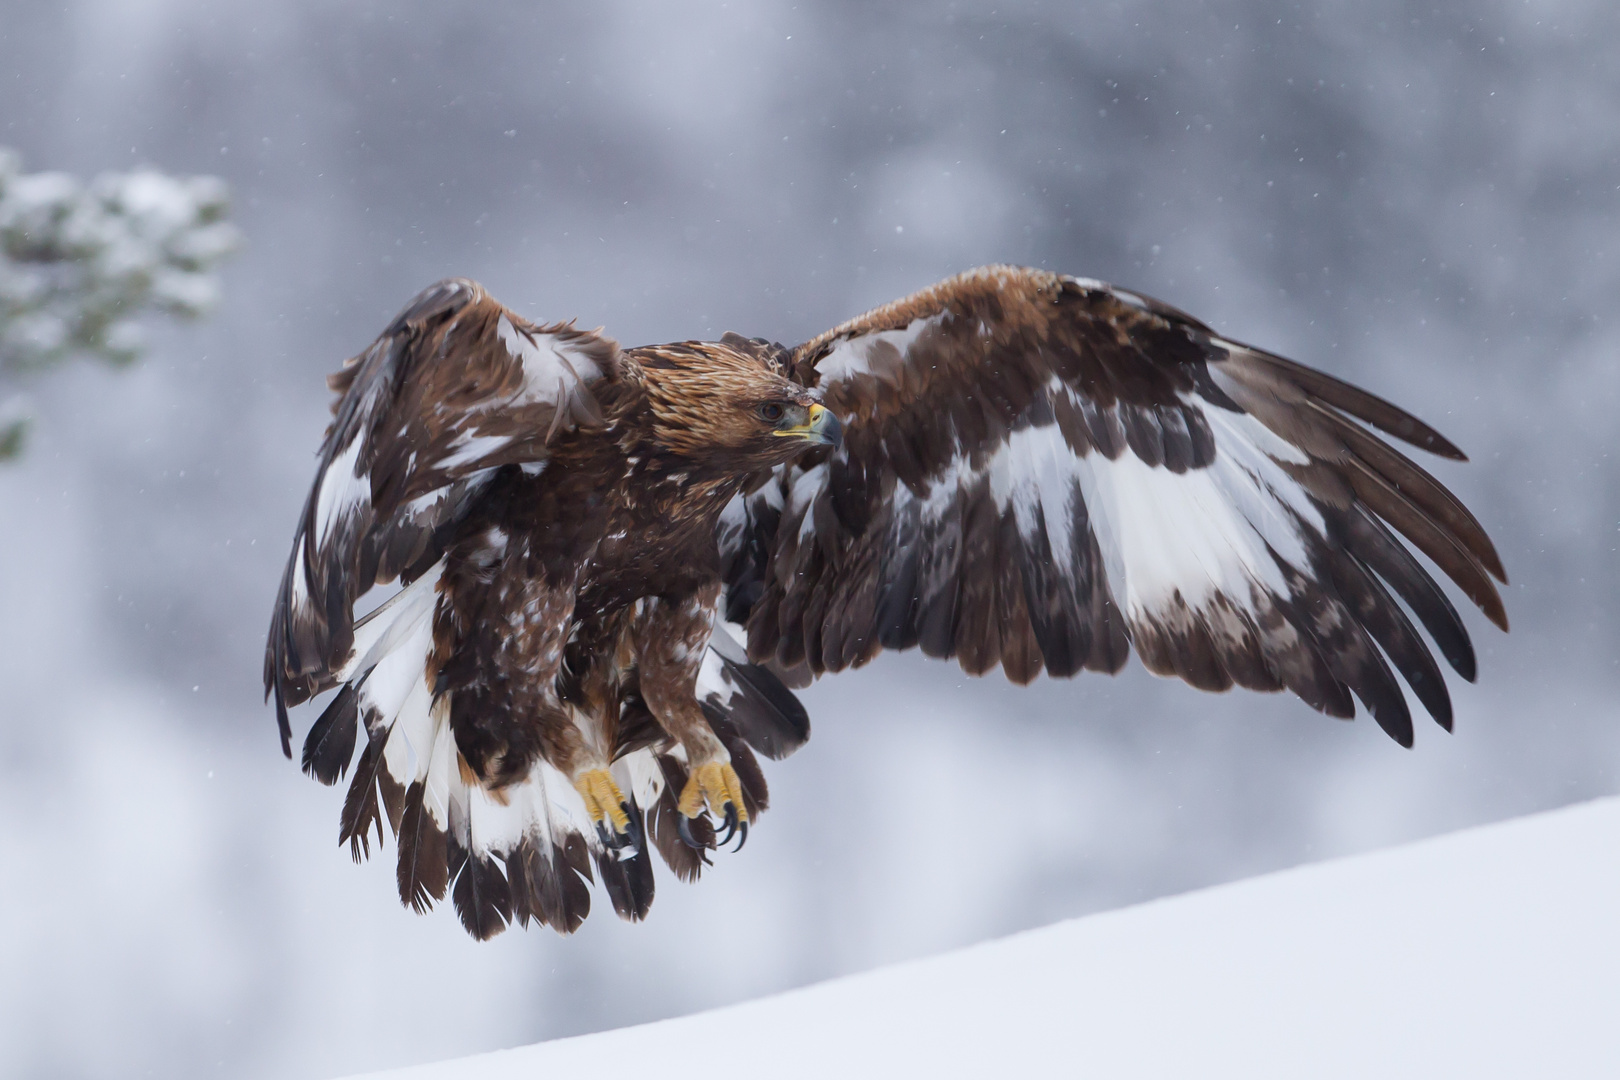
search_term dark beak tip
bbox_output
[815,407,844,448]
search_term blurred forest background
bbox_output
[1,2,1616,1077]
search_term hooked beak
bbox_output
[776,402,844,448]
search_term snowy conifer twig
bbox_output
[0,148,242,458]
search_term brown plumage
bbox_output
[266,266,1505,939]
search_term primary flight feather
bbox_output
[265,265,1506,939]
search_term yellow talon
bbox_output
[678,760,749,824]
[574,768,631,834]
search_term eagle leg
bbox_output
[677,759,751,837]
[631,587,755,847]
[672,798,743,852]
[574,768,633,837]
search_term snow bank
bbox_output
[345,798,1620,1079]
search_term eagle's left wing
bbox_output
[265,279,619,755]
[717,265,1505,746]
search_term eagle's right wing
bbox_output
[264,278,620,754]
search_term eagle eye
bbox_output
[757,402,786,423]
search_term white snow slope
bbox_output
[347,797,1620,1079]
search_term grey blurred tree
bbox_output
[0,148,241,459]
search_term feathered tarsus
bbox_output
[265,265,1505,939]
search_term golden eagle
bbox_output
[265,266,1506,939]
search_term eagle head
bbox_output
[634,337,842,464]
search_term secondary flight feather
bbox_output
[265,265,1506,939]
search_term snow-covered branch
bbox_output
[0,148,241,458]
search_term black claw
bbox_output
[716,803,739,847]
[618,803,644,861]
[622,802,644,858]
[677,812,705,851]
[596,803,643,859]
[731,819,748,853]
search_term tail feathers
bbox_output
[506,834,593,935]
[341,654,635,939]
[320,562,442,794]
[328,694,771,936]
[396,778,449,913]
[342,562,445,683]
[448,834,513,940]
[302,570,794,939]
[338,724,405,861]
[306,560,598,937]
[395,719,458,913]
[589,750,666,922]
[443,755,590,937]
[398,749,618,939]
[332,566,441,861]
[593,795,657,922]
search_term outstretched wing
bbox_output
[264,278,620,753]
[718,265,1506,746]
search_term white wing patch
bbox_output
[313,436,369,546]
[790,462,828,541]
[288,536,310,611]
[499,314,605,406]
[815,313,944,383]
[1061,403,1316,618]
[440,431,513,470]
[797,389,1326,634]
[1078,445,1291,615]
[989,423,1087,569]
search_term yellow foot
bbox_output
[678,760,749,823]
[573,768,631,835]
[677,760,750,851]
